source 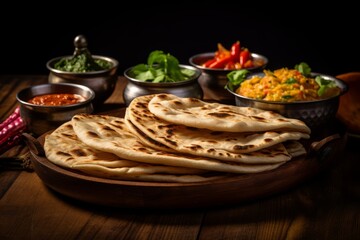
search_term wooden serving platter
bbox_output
[26,110,347,209]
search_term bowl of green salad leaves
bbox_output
[46,35,119,106]
[123,50,202,106]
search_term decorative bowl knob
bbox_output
[73,35,91,56]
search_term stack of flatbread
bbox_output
[43,93,311,183]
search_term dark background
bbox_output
[1,6,358,77]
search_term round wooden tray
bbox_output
[26,116,347,209]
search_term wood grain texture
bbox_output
[28,138,344,209]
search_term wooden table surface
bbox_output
[1,75,360,240]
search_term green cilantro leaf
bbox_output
[294,62,311,76]
[285,77,297,84]
[130,50,195,83]
[226,69,250,91]
[315,76,337,96]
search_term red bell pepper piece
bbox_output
[208,55,232,69]
[224,61,235,70]
[202,58,217,68]
[215,43,230,60]
[240,48,251,67]
[230,41,240,61]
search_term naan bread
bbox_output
[148,93,311,134]
[126,94,309,161]
[44,121,225,183]
[283,141,307,158]
[124,110,175,152]
[125,112,291,164]
[71,113,287,174]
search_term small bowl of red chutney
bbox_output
[16,83,95,136]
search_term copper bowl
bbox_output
[225,72,349,131]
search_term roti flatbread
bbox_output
[148,93,311,134]
[71,113,287,174]
[125,94,309,161]
[125,112,292,164]
[44,121,225,183]
[124,110,175,152]
[283,141,307,158]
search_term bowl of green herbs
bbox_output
[123,50,203,106]
[46,35,119,106]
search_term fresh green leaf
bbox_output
[131,64,149,74]
[153,74,165,83]
[181,68,196,78]
[226,69,250,91]
[131,50,195,83]
[315,75,337,96]
[134,71,155,81]
[54,53,111,72]
[285,77,297,84]
[166,55,184,81]
[282,95,293,99]
[294,62,311,76]
[148,50,166,66]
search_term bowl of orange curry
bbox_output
[225,62,348,130]
[16,83,95,136]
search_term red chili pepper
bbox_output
[202,58,217,68]
[224,61,235,70]
[0,106,20,130]
[208,55,232,69]
[230,41,240,61]
[240,48,252,67]
[215,43,230,60]
[240,49,251,67]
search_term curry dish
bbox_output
[28,93,86,106]
[236,68,340,102]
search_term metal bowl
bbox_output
[46,55,119,106]
[16,83,95,136]
[123,64,203,106]
[189,52,268,88]
[225,72,349,131]
[189,52,268,103]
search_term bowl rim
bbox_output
[46,55,119,75]
[123,64,202,86]
[225,71,349,105]
[16,83,96,109]
[189,52,268,72]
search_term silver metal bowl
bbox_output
[189,52,268,88]
[189,52,268,103]
[225,72,349,131]
[46,55,119,106]
[123,64,203,106]
[16,83,95,136]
